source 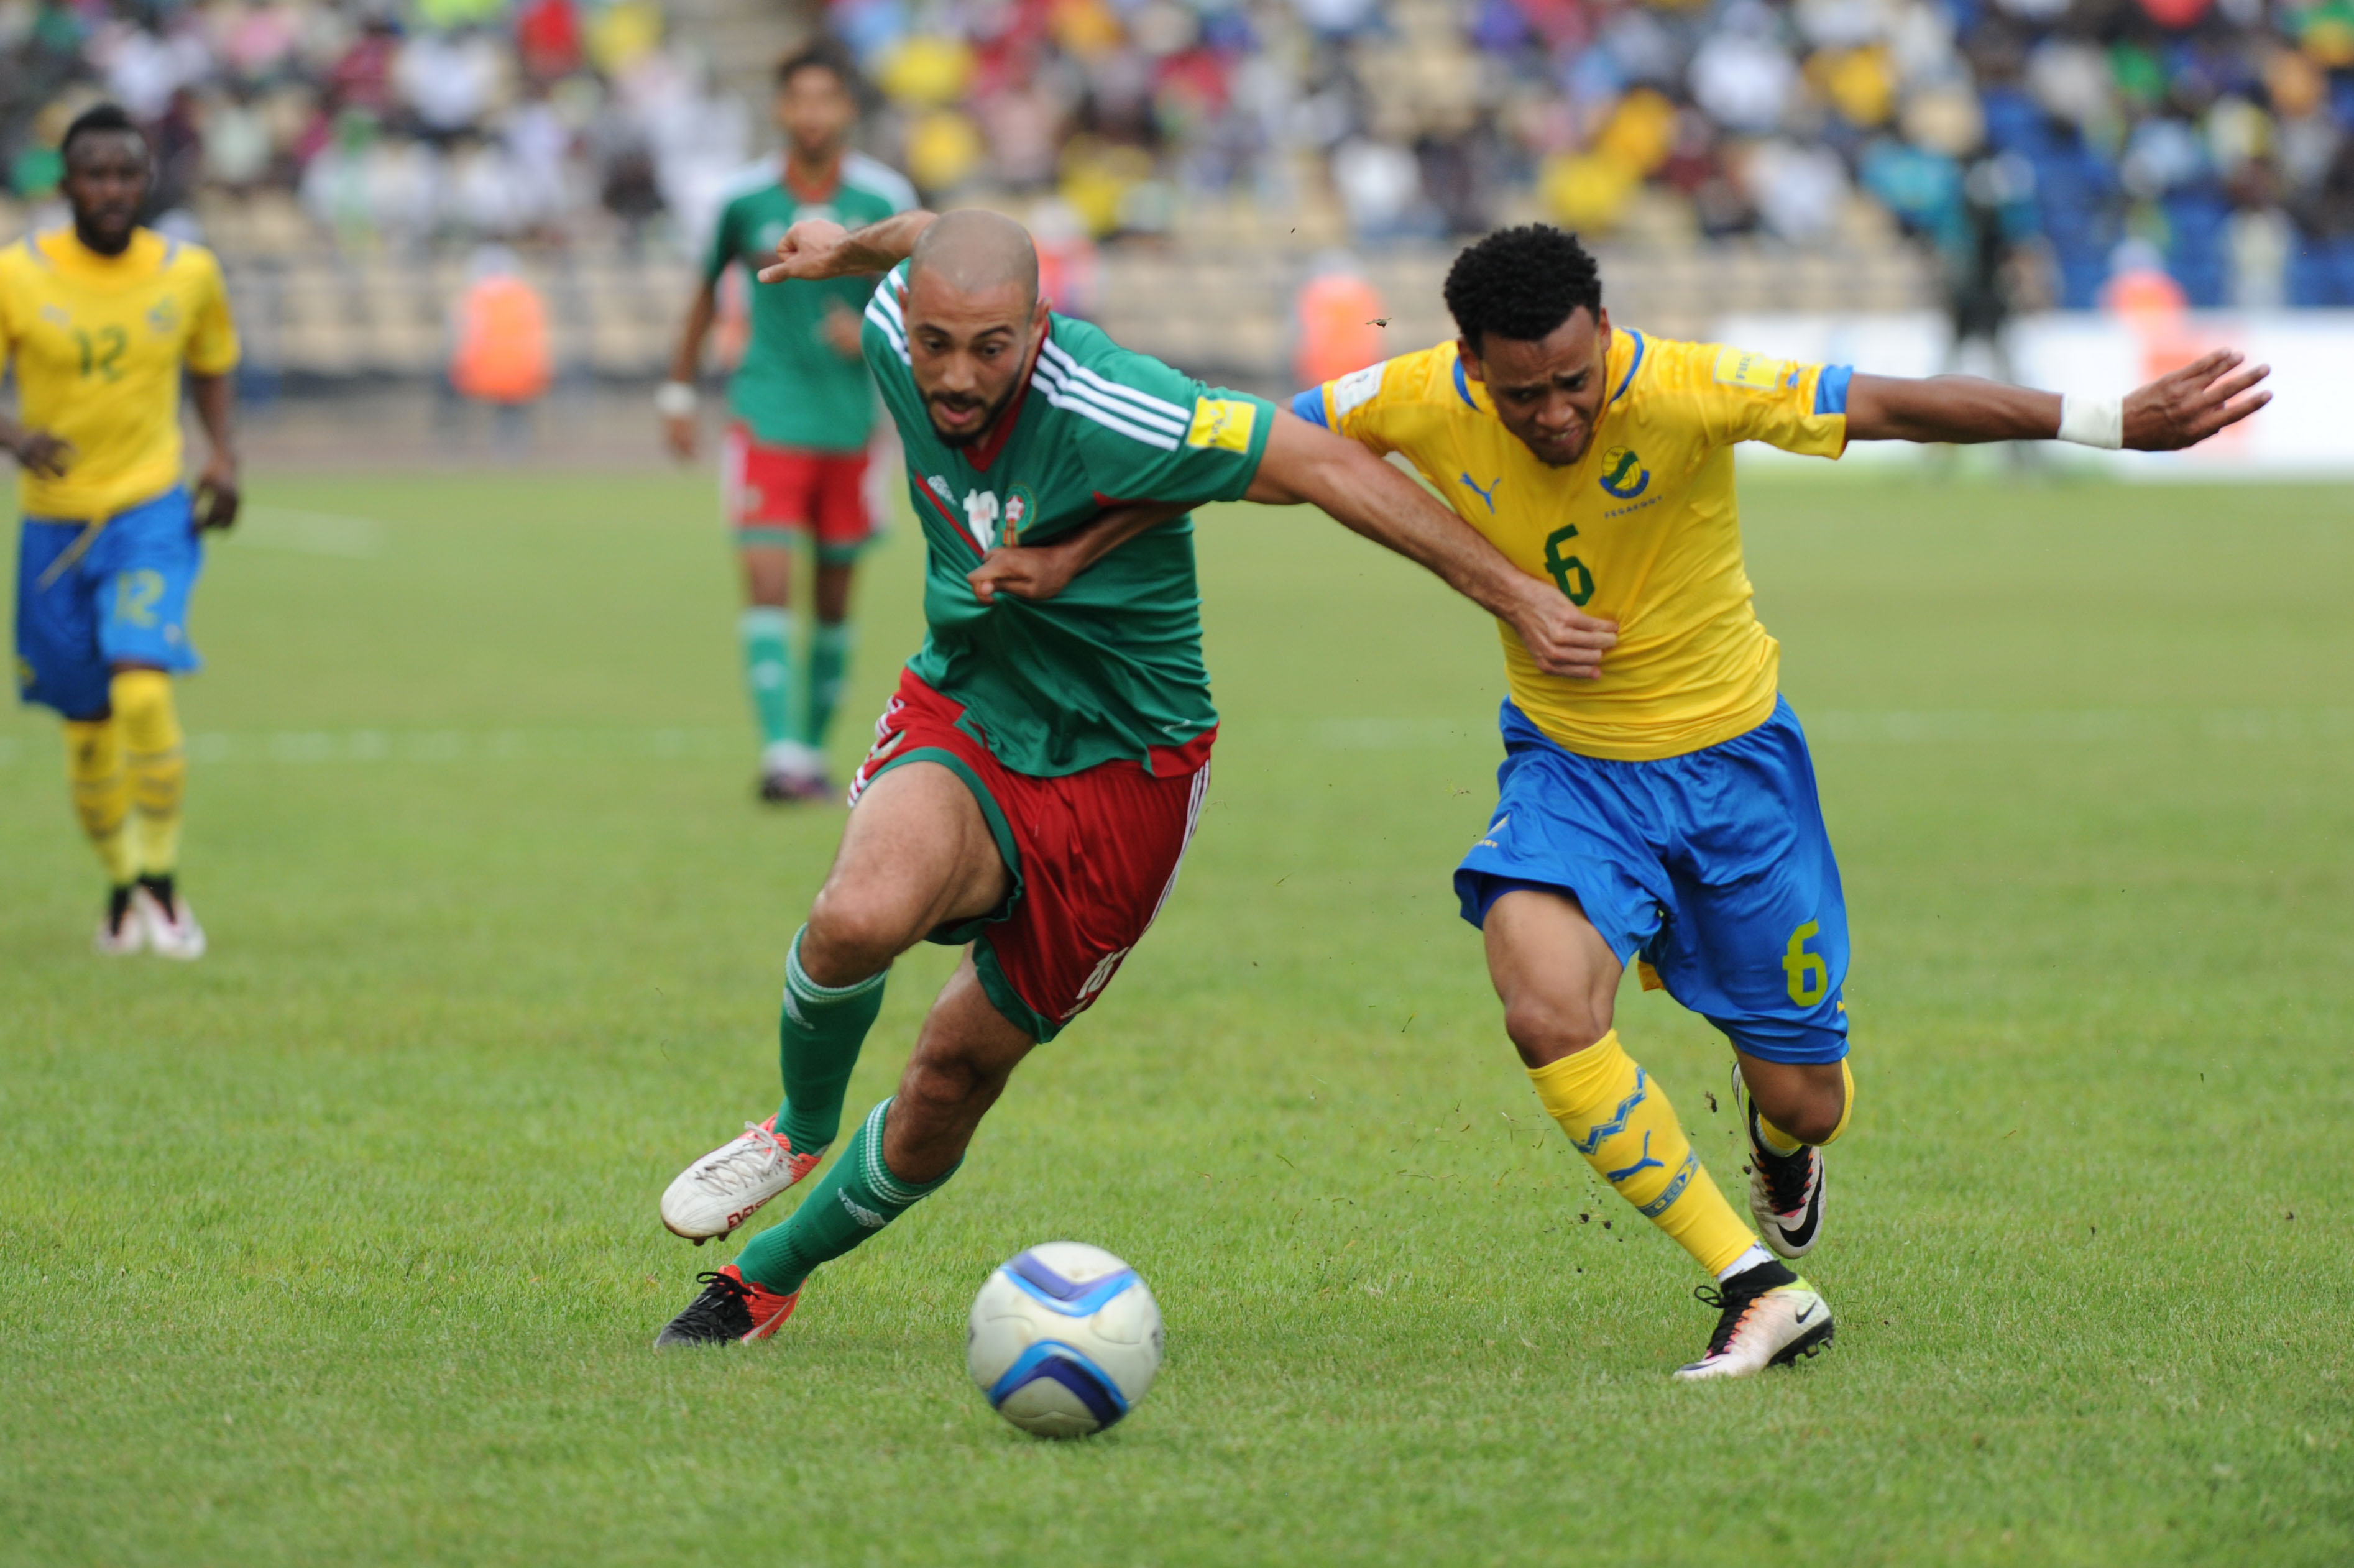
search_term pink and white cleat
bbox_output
[93,887,144,956]
[659,1115,825,1243]
[133,878,205,960]
[1674,1261,1834,1381]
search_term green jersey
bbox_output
[862,262,1276,777]
[703,153,914,452]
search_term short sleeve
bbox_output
[701,199,738,285]
[1291,357,1407,460]
[1685,342,1848,459]
[1041,332,1272,506]
[185,252,240,375]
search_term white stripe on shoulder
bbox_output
[1037,337,1190,428]
[1034,360,1188,442]
[1036,342,1190,435]
[842,152,917,213]
[1035,369,1180,450]
[863,300,909,363]
[872,283,904,327]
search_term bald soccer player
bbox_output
[648,209,1617,1346]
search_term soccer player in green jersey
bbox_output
[661,42,915,801]
[650,208,1615,1346]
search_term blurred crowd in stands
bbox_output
[0,0,753,250]
[4,0,2353,306]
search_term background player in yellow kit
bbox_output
[2,103,242,958]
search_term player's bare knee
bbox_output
[901,1043,1010,1121]
[1755,1078,1842,1145]
[804,884,919,982]
[1501,991,1614,1068]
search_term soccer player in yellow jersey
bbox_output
[2,104,242,958]
[1281,224,2268,1377]
[995,224,2269,1379]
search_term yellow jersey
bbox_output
[1298,331,1849,761]
[0,227,239,521]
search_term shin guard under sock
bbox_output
[739,607,799,750]
[1527,1030,1758,1277]
[63,717,136,886]
[735,1097,957,1294]
[112,669,185,876]
[802,620,851,749]
[776,925,886,1155]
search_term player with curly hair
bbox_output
[992,223,2268,1378]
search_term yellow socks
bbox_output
[111,669,185,878]
[63,716,137,884]
[1527,1030,1759,1277]
[1757,1060,1856,1151]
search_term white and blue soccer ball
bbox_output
[966,1242,1162,1438]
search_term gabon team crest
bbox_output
[1598,446,1650,500]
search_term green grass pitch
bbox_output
[2,469,2349,1566]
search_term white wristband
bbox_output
[2056,393,2123,449]
[654,381,698,418]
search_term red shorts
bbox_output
[721,426,874,560]
[848,669,1215,1042]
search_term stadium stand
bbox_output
[0,0,2345,386]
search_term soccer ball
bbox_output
[966,1242,1162,1437]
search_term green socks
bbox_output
[742,610,848,756]
[802,620,852,749]
[735,1098,959,1295]
[776,925,886,1155]
[740,607,799,750]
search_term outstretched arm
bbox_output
[758,211,940,284]
[1845,349,2271,451]
[1244,410,1617,680]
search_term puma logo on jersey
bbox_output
[1460,473,1501,512]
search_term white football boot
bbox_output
[134,882,206,960]
[93,890,145,956]
[1736,1061,1826,1259]
[1674,1263,1834,1381]
[660,1115,825,1243]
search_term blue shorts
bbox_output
[1455,696,1850,1065]
[15,487,203,720]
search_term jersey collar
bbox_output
[783,154,842,204]
[1605,328,1646,408]
[1449,326,1643,423]
[37,227,169,287]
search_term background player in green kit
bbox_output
[650,208,1617,1345]
[660,42,915,802]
